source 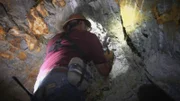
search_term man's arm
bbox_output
[86,32,114,77]
[96,50,114,77]
[96,63,112,77]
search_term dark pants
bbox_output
[33,67,85,101]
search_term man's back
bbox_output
[34,29,106,92]
[33,14,113,101]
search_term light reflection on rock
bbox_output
[116,0,146,33]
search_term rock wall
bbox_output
[0,0,179,101]
[120,0,180,100]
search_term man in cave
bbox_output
[33,13,114,101]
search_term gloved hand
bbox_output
[104,49,114,67]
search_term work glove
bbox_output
[104,48,114,67]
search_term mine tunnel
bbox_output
[0,0,180,101]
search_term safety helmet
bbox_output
[63,14,91,30]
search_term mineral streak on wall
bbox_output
[36,1,49,17]
[0,52,13,59]
[8,37,21,50]
[0,26,6,40]
[17,51,27,60]
[0,1,47,99]
[52,0,66,7]
[9,27,40,51]
[27,8,49,35]
[152,0,180,26]
[151,0,180,42]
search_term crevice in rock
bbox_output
[119,10,142,58]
